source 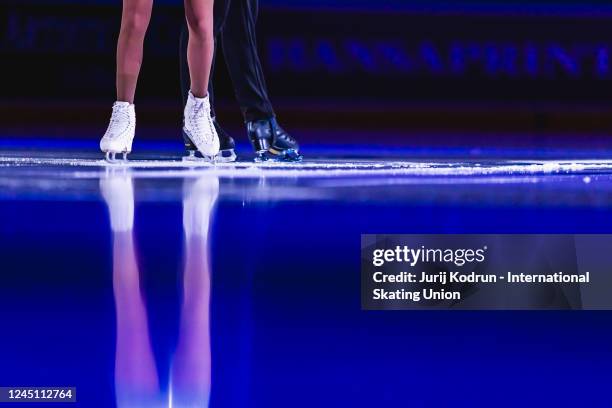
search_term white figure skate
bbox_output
[100,102,136,163]
[183,91,220,163]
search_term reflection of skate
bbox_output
[183,92,220,162]
[104,171,219,408]
[183,119,237,163]
[170,175,219,408]
[102,170,163,408]
[100,168,134,232]
[100,102,136,163]
[182,175,220,238]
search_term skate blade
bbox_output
[182,151,201,162]
[257,148,303,163]
[104,151,130,164]
[183,149,236,163]
[182,152,217,164]
[216,149,237,163]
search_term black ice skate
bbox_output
[247,118,302,162]
[183,118,237,163]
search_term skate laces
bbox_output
[280,131,296,144]
[105,105,131,139]
[271,121,295,144]
[190,100,214,143]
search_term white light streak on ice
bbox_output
[1,155,612,179]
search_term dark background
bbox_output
[3,0,612,145]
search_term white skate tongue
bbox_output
[189,91,209,104]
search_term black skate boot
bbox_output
[248,118,302,162]
[183,118,237,162]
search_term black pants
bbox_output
[179,0,275,122]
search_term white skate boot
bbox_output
[100,102,136,162]
[183,91,220,162]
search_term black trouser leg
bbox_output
[179,0,231,117]
[221,0,275,122]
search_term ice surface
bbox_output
[2,150,612,205]
[2,154,612,178]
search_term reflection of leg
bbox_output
[221,0,275,122]
[101,172,160,407]
[172,234,212,407]
[113,232,160,407]
[172,176,219,407]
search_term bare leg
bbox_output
[184,0,215,97]
[116,0,154,103]
[179,0,231,107]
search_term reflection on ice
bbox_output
[103,169,217,408]
[3,150,612,208]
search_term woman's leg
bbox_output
[184,0,215,98]
[116,0,154,103]
[180,0,231,107]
